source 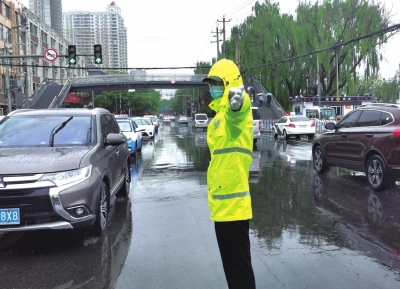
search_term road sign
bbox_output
[44,48,58,62]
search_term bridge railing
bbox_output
[70,74,209,85]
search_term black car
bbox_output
[0,108,131,235]
[312,103,400,190]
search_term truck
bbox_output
[304,107,337,121]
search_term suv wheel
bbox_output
[273,128,278,138]
[313,146,329,173]
[136,140,141,152]
[366,155,388,191]
[94,182,109,236]
[119,162,131,197]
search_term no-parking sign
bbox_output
[44,48,58,62]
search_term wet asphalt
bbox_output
[1,121,400,289]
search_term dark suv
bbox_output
[0,108,131,235]
[312,103,400,190]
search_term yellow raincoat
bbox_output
[206,59,254,222]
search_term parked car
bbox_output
[163,116,171,123]
[131,117,155,139]
[115,116,143,157]
[252,107,261,144]
[312,103,400,190]
[144,115,159,132]
[192,113,208,131]
[178,116,188,126]
[0,108,131,235]
[273,115,315,139]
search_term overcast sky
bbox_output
[19,0,400,79]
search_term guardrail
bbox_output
[260,118,333,134]
[49,78,71,108]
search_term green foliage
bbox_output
[94,89,161,115]
[224,0,393,110]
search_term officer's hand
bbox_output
[229,85,244,111]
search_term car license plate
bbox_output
[0,208,20,225]
[300,125,307,128]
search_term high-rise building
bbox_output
[62,1,128,70]
[29,0,63,35]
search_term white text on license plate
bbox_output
[0,208,20,225]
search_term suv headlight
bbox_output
[39,165,92,187]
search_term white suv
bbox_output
[252,107,261,143]
[192,113,208,131]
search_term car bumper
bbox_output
[286,127,315,135]
[0,172,100,232]
[127,139,136,155]
[253,131,261,139]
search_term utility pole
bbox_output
[217,16,231,59]
[235,32,241,69]
[211,27,222,60]
[6,60,11,113]
[317,56,321,106]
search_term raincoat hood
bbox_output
[206,59,244,112]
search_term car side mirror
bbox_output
[104,133,125,146]
[325,122,336,130]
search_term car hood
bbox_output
[122,131,139,141]
[0,147,92,174]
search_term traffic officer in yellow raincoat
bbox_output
[203,59,256,289]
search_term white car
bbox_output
[163,116,171,123]
[192,113,208,130]
[144,115,159,132]
[178,116,188,126]
[131,117,155,139]
[273,115,315,139]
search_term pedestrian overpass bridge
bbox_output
[27,73,283,120]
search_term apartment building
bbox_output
[29,0,62,35]
[62,1,128,70]
[0,0,86,114]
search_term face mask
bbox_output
[210,86,225,99]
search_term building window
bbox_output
[5,5,10,19]
[5,27,11,43]
[30,23,38,36]
[0,24,3,40]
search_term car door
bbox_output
[322,110,362,166]
[345,110,380,171]
[274,117,287,135]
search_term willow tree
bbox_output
[224,0,392,108]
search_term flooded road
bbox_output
[1,121,400,288]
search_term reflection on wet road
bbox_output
[1,121,400,288]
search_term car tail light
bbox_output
[311,122,315,127]
[258,121,261,130]
[393,128,400,136]
[288,123,296,128]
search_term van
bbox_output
[252,107,261,143]
[192,113,208,130]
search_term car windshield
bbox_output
[117,120,132,132]
[0,115,94,147]
[196,115,207,120]
[133,119,151,126]
[320,108,336,120]
[290,116,311,122]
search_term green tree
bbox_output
[224,0,393,110]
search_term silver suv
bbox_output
[0,108,131,235]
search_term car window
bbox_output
[106,114,120,133]
[252,108,260,120]
[142,119,151,125]
[196,114,208,120]
[0,115,93,147]
[356,110,380,127]
[117,120,132,132]
[289,116,310,122]
[278,117,287,123]
[338,110,362,128]
[131,120,138,130]
[380,112,393,125]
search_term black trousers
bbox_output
[215,220,256,289]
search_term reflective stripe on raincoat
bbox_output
[206,59,254,222]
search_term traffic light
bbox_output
[94,44,102,64]
[67,45,76,65]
